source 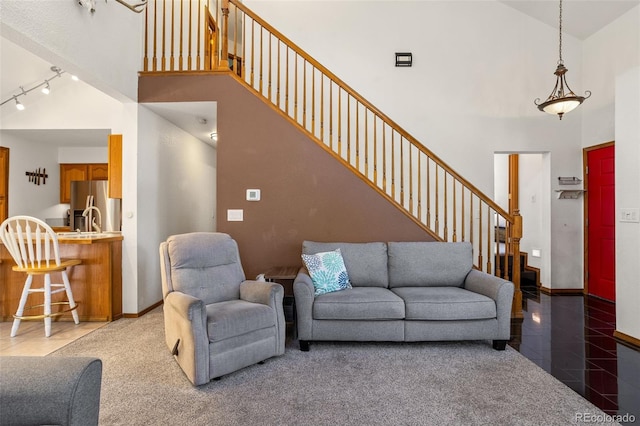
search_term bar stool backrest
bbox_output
[0,216,62,269]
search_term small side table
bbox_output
[264,266,299,327]
[263,266,299,296]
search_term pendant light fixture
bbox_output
[535,0,591,120]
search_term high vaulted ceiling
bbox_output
[500,0,639,40]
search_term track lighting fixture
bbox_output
[14,97,25,111]
[0,66,74,111]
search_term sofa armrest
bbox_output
[464,269,514,339]
[240,280,286,355]
[0,356,102,426]
[240,280,284,308]
[163,291,210,386]
[293,267,315,340]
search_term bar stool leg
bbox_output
[62,270,79,325]
[44,273,52,337]
[11,275,34,337]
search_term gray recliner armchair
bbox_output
[159,232,285,386]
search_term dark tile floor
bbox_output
[509,288,640,423]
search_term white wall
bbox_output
[135,106,217,311]
[518,154,546,273]
[582,7,640,341]
[615,68,640,340]
[58,147,108,164]
[246,0,584,288]
[1,131,63,219]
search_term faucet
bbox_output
[82,206,102,233]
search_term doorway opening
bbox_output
[494,152,551,290]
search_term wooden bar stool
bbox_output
[0,216,81,337]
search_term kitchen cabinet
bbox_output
[0,147,8,223]
[108,134,122,199]
[90,163,109,180]
[59,163,108,203]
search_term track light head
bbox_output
[41,82,51,95]
[14,97,25,111]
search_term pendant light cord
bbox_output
[558,0,563,64]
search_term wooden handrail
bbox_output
[227,0,513,223]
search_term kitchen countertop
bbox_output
[56,233,124,244]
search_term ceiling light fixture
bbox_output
[535,0,591,120]
[0,66,67,111]
[14,97,25,111]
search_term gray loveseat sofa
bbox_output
[294,241,514,351]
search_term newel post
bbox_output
[220,0,230,69]
[511,210,523,319]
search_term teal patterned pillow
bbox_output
[301,249,352,296]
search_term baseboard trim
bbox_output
[122,300,163,318]
[613,330,640,350]
[539,286,583,295]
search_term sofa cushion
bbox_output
[167,233,244,304]
[303,241,389,288]
[302,249,352,296]
[391,287,496,320]
[206,300,275,342]
[313,287,405,320]
[388,242,473,288]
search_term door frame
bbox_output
[583,141,615,296]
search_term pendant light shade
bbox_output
[535,0,591,120]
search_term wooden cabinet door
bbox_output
[0,147,8,223]
[108,135,122,199]
[60,164,89,203]
[89,164,109,180]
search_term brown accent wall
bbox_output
[139,74,434,279]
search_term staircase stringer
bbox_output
[227,73,442,242]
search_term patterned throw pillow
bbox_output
[301,249,352,296]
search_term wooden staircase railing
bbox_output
[141,0,523,318]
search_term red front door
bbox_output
[586,144,615,301]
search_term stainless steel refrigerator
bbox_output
[70,181,121,232]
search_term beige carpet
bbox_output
[51,308,618,425]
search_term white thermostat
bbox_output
[246,189,261,201]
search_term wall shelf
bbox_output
[555,189,585,199]
[558,177,582,185]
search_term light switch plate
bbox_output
[246,189,261,201]
[227,209,244,221]
[620,208,640,223]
